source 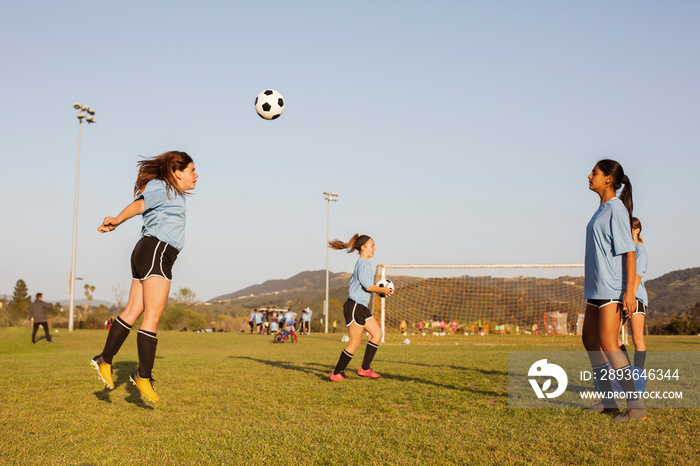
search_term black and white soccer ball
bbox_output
[255,89,285,120]
[376,278,395,298]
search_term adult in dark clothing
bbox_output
[30,293,53,344]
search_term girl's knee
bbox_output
[581,331,597,350]
[345,343,360,354]
[599,336,619,352]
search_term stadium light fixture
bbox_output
[69,102,97,332]
[323,191,339,333]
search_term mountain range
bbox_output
[209,270,351,302]
[208,266,700,319]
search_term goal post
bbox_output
[371,264,585,344]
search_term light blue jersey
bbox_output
[138,179,187,251]
[635,242,648,306]
[348,257,374,306]
[302,309,312,322]
[584,198,635,299]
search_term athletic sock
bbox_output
[616,364,643,409]
[592,363,617,407]
[634,351,646,370]
[137,330,158,379]
[101,317,132,365]
[619,344,630,364]
[361,342,379,371]
[333,350,353,375]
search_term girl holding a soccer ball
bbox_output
[328,234,394,381]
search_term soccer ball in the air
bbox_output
[255,89,285,120]
[375,278,395,298]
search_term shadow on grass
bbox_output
[231,356,328,380]
[32,335,56,343]
[392,360,508,376]
[232,356,506,398]
[92,360,154,409]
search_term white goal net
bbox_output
[371,264,585,344]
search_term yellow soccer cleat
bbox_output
[91,355,114,389]
[130,370,159,402]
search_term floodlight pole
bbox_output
[323,191,339,333]
[69,103,96,332]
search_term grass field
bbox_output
[1,327,699,465]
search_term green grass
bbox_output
[1,327,699,465]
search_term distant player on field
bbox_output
[622,217,648,370]
[90,151,198,403]
[582,159,646,421]
[328,234,394,381]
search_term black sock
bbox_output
[101,317,132,365]
[333,350,353,375]
[619,344,630,364]
[634,351,646,370]
[361,342,379,371]
[592,363,617,407]
[137,330,158,379]
[616,364,643,409]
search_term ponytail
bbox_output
[597,159,633,227]
[328,234,371,254]
[619,177,633,228]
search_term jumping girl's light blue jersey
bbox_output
[348,257,374,306]
[138,179,187,251]
[255,312,264,324]
[635,242,648,306]
[584,197,635,299]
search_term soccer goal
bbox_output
[371,264,585,344]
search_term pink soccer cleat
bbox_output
[357,367,381,379]
[330,371,349,382]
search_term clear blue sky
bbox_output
[2,1,699,303]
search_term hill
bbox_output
[208,266,700,321]
[646,266,700,318]
[209,270,351,302]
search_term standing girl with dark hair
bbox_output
[329,234,393,381]
[582,159,646,421]
[625,217,648,370]
[91,151,198,402]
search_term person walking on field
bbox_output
[90,151,198,403]
[328,234,394,381]
[29,293,53,344]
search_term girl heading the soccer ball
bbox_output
[91,151,198,402]
[582,159,646,421]
[329,234,393,381]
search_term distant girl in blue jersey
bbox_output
[328,234,393,381]
[582,159,645,421]
[625,217,648,370]
[90,151,198,403]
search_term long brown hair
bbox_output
[328,234,371,254]
[596,159,633,227]
[134,151,193,197]
[631,217,644,244]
